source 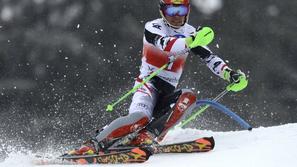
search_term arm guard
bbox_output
[204,54,230,79]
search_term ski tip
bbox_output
[196,136,215,150]
[132,147,153,160]
[131,147,147,156]
[207,136,215,150]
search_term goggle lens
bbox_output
[163,5,189,17]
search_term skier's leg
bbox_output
[71,111,150,155]
[92,81,158,148]
[99,83,157,138]
[127,77,179,146]
[70,81,158,155]
[147,89,197,142]
[73,95,156,154]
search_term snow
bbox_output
[192,0,223,15]
[1,123,297,167]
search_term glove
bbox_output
[223,69,248,92]
[186,27,214,48]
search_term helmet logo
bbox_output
[162,0,189,5]
[173,0,183,4]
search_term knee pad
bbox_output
[147,89,197,142]
[156,89,197,142]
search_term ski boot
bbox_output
[126,129,157,147]
[67,138,105,155]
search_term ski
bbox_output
[34,137,214,165]
[34,147,151,165]
[108,136,215,154]
[155,136,215,153]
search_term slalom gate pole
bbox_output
[178,82,252,130]
[195,100,252,130]
[106,27,215,112]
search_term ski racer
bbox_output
[70,0,248,155]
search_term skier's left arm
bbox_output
[190,46,248,92]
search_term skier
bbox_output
[70,0,248,155]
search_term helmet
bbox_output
[159,0,190,28]
[160,0,190,6]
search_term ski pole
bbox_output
[178,88,230,128]
[106,61,171,112]
[106,27,215,112]
[106,49,189,112]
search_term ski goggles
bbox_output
[162,5,189,17]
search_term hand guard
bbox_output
[224,69,248,92]
[186,27,214,48]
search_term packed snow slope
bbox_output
[1,123,297,167]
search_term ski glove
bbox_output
[186,27,214,48]
[223,69,248,92]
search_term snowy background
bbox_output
[0,0,297,165]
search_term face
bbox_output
[161,4,189,27]
[164,15,186,27]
